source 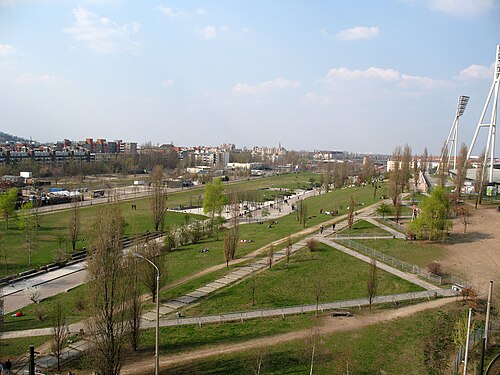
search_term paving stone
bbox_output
[159,306,174,314]
[176,295,196,304]
[142,311,157,321]
[198,286,216,293]
[163,300,186,309]
[187,290,207,298]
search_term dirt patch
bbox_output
[439,204,500,293]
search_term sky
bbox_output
[0,0,499,155]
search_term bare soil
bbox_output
[439,203,500,293]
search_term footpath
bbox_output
[5,193,459,373]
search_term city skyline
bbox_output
[0,0,499,155]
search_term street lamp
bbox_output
[133,252,160,375]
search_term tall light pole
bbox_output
[133,252,160,375]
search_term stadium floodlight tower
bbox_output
[467,44,500,183]
[441,95,469,170]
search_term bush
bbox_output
[427,262,444,276]
[306,238,318,252]
[33,305,47,321]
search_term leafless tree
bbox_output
[140,239,168,302]
[420,147,428,173]
[250,349,266,375]
[312,274,323,317]
[85,204,129,375]
[347,196,354,230]
[250,272,257,306]
[285,235,292,266]
[267,244,274,270]
[367,258,378,310]
[437,143,449,188]
[25,285,41,304]
[453,144,469,201]
[150,165,168,232]
[51,301,67,372]
[389,147,402,206]
[454,206,471,233]
[474,151,486,209]
[401,144,412,192]
[68,199,80,252]
[125,253,142,351]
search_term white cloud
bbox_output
[0,44,15,56]
[64,6,141,53]
[232,78,300,94]
[428,0,495,16]
[336,26,379,41]
[161,79,174,87]
[405,0,495,16]
[156,5,185,18]
[456,64,493,80]
[323,66,445,89]
[198,25,217,39]
[195,8,207,15]
[17,73,66,86]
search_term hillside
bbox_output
[0,131,30,143]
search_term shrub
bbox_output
[306,238,318,252]
[33,305,47,321]
[427,262,444,276]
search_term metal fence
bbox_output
[453,326,484,375]
[336,238,444,285]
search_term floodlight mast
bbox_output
[442,95,469,170]
[467,44,500,184]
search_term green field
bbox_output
[338,219,390,236]
[185,243,423,316]
[355,238,446,268]
[0,172,325,278]
[148,302,468,375]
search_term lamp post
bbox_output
[133,252,160,375]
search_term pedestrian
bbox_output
[320,225,324,234]
[332,223,336,231]
[4,359,11,375]
[0,361,4,375]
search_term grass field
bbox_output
[145,301,468,375]
[355,238,446,268]
[0,172,323,278]
[0,335,51,362]
[185,243,424,315]
[337,219,390,236]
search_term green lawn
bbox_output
[3,285,88,332]
[152,301,467,375]
[185,243,423,315]
[338,219,390,236]
[355,238,446,268]
[0,335,51,362]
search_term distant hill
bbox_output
[0,131,31,143]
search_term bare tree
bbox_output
[388,147,402,206]
[250,350,266,375]
[140,239,168,302]
[25,285,41,304]
[367,258,378,310]
[454,144,469,200]
[51,301,67,372]
[85,204,129,375]
[285,235,292,266]
[401,144,412,192]
[474,151,486,209]
[250,272,257,306]
[420,147,428,173]
[347,196,354,230]
[437,143,449,187]
[150,165,167,232]
[18,202,37,265]
[125,253,142,352]
[267,244,274,270]
[312,274,323,317]
[68,199,80,252]
[454,206,471,233]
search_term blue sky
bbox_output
[0,0,498,155]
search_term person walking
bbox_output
[320,225,324,234]
[0,360,4,375]
[3,359,11,375]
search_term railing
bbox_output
[336,238,443,285]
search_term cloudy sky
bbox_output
[0,0,498,155]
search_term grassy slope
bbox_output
[186,243,423,315]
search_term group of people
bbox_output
[0,359,12,374]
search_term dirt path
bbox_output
[120,297,455,374]
[439,204,500,293]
